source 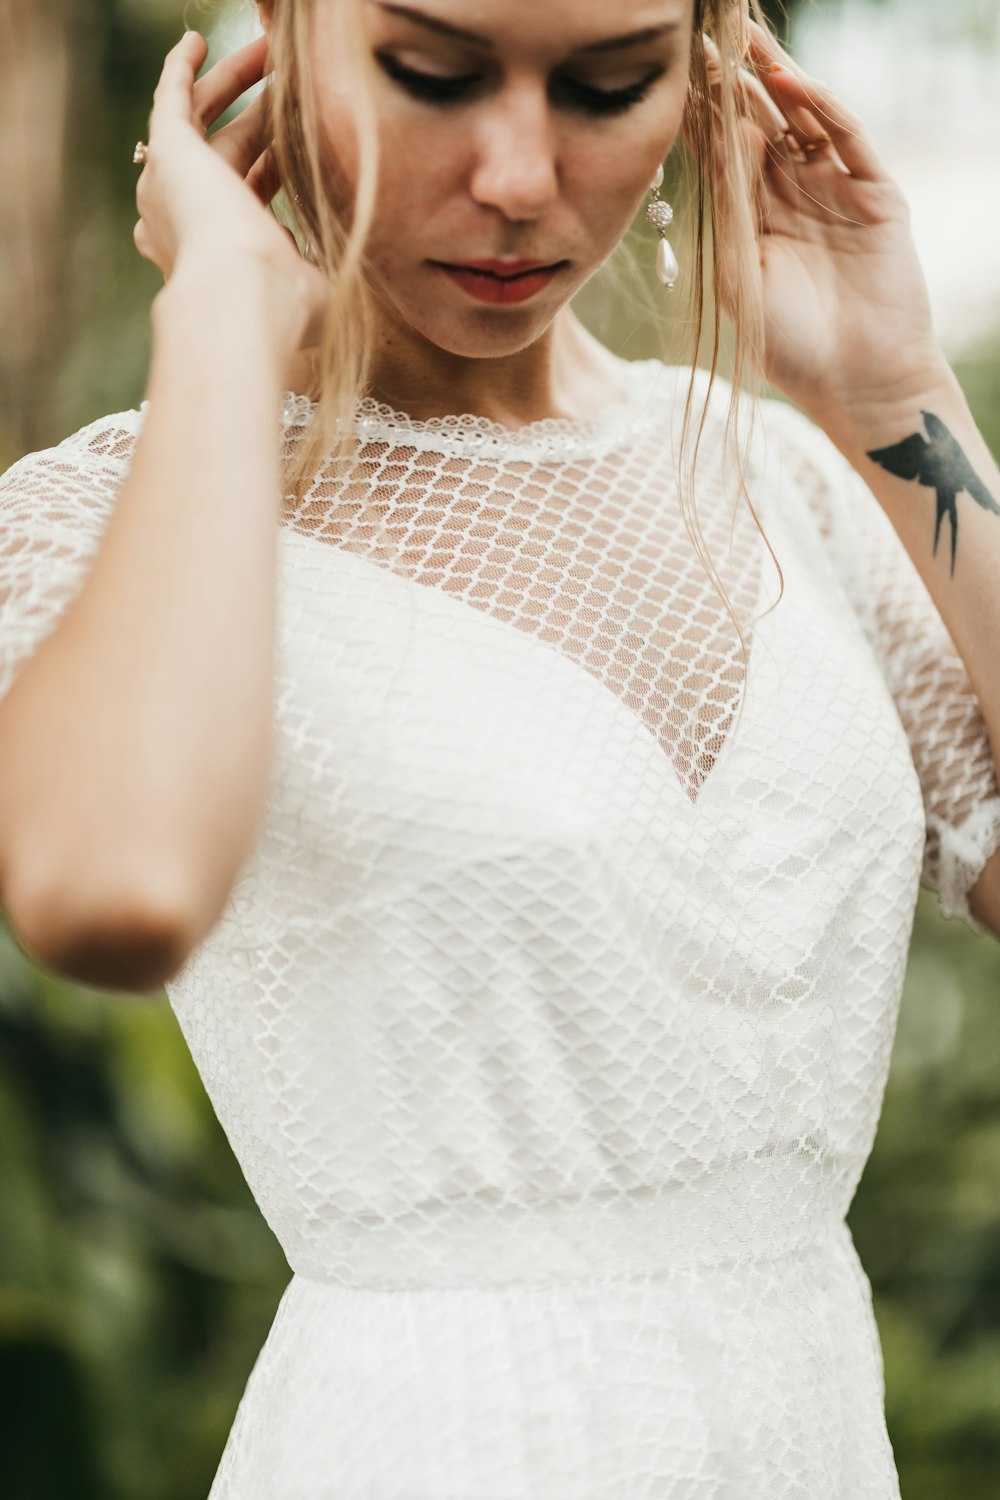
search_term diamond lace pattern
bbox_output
[2,360,998,1498]
[276,361,765,806]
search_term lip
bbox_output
[431,259,567,306]
[446,258,560,275]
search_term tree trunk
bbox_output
[0,0,71,464]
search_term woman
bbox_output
[1,0,999,1493]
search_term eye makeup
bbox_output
[375,53,670,117]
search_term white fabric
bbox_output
[2,355,1000,1498]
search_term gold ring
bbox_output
[133,141,149,165]
[769,128,790,148]
[801,135,833,155]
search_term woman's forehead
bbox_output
[363,0,693,55]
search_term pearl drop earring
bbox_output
[646,164,679,290]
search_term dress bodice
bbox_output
[3,357,999,1497]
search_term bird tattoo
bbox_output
[867,411,1000,576]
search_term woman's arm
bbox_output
[0,260,306,994]
[816,370,1000,938]
[724,24,1000,938]
[0,32,323,991]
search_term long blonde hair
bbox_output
[225,0,784,647]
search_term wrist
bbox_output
[153,251,309,381]
[808,353,961,459]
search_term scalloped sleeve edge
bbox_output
[926,796,1000,934]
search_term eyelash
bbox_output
[376,54,666,117]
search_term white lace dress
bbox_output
[3,356,1000,1498]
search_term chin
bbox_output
[384,273,580,357]
[421,312,563,358]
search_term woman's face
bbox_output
[306,0,695,358]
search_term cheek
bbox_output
[375,112,469,208]
[313,87,360,207]
[312,75,445,219]
[574,105,689,220]
[309,7,379,205]
[656,72,693,155]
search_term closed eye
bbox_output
[375,54,668,117]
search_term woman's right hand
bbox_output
[134,30,329,359]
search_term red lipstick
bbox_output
[431,258,567,306]
[450,258,558,275]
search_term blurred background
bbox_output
[1,0,1000,1496]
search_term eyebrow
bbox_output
[370,3,681,54]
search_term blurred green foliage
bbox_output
[0,927,288,1500]
[2,2,1000,1498]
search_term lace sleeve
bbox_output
[766,398,1000,935]
[0,408,145,704]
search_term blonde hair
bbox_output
[229,0,784,649]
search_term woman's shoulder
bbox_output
[644,362,827,448]
[676,373,858,523]
[645,368,878,567]
[646,364,844,486]
[751,393,875,546]
[752,391,848,479]
[1,403,149,520]
[0,404,150,582]
[3,404,148,479]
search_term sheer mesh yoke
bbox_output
[277,360,766,806]
[2,357,999,1499]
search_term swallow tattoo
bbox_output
[867,411,1000,576]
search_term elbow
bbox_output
[968,849,1000,943]
[2,861,196,995]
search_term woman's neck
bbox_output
[369,310,625,428]
[283,311,627,430]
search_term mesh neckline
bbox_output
[279,357,667,462]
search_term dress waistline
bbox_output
[284,1158,849,1293]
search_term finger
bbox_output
[148,31,209,142]
[746,21,889,181]
[701,36,805,166]
[192,32,271,134]
[208,90,271,178]
[756,73,852,176]
[703,36,786,142]
[133,217,160,271]
[765,66,876,177]
[246,145,283,206]
[716,35,832,160]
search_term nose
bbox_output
[468,79,561,220]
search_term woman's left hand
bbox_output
[710,22,949,434]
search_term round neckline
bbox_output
[280,357,666,461]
